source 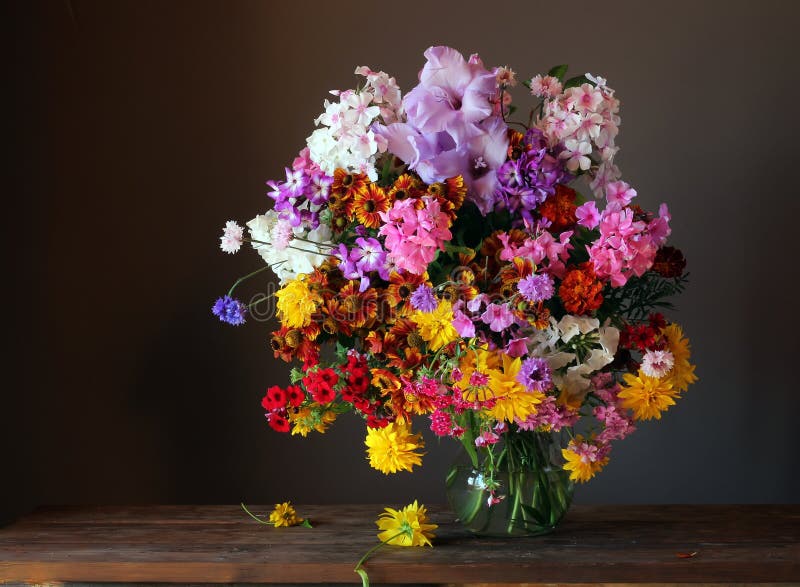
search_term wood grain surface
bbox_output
[0,504,798,584]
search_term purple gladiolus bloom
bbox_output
[410,284,438,312]
[517,357,553,392]
[212,295,247,326]
[373,46,509,215]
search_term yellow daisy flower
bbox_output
[269,502,303,527]
[487,352,544,422]
[376,501,437,547]
[365,421,424,474]
[412,299,459,351]
[662,323,698,393]
[455,346,500,401]
[618,371,679,420]
[275,275,321,329]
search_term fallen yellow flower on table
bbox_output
[376,500,437,547]
[240,501,312,528]
[355,501,437,587]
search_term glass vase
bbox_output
[445,429,574,536]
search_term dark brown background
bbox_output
[5,0,800,523]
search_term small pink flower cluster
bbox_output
[516,396,579,432]
[378,197,452,275]
[587,204,671,287]
[498,230,574,278]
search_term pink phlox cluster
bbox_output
[498,230,573,278]
[591,372,621,403]
[594,405,636,444]
[379,196,452,275]
[588,204,671,287]
[515,395,579,432]
[291,147,321,174]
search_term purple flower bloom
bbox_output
[212,295,247,326]
[410,284,438,312]
[516,357,553,392]
[518,273,555,303]
[308,173,333,206]
[333,243,360,281]
[353,237,389,281]
[283,168,309,198]
[496,128,566,224]
[373,46,509,215]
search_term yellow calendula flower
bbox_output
[618,371,679,420]
[662,323,698,393]
[289,405,337,437]
[376,501,437,547]
[269,502,303,527]
[487,352,544,422]
[412,299,459,350]
[561,437,609,483]
[365,421,424,474]
[275,275,321,329]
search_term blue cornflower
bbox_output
[212,295,247,326]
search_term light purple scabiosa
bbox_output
[212,295,247,326]
[518,273,555,303]
[410,284,438,312]
[516,357,553,392]
[373,46,509,215]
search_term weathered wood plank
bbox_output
[0,505,797,584]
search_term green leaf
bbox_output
[564,74,593,89]
[520,78,532,89]
[506,104,517,116]
[301,519,313,528]
[547,64,569,81]
[289,368,305,384]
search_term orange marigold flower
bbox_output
[539,184,578,232]
[353,182,390,229]
[559,263,604,315]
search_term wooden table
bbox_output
[0,505,798,585]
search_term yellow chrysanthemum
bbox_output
[412,299,459,350]
[486,353,544,422]
[662,323,698,393]
[275,275,321,329]
[365,421,424,474]
[376,500,437,547]
[289,405,337,437]
[269,502,303,527]
[618,371,679,420]
[561,440,609,483]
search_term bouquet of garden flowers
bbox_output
[214,46,697,525]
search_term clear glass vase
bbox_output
[445,430,574,536]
